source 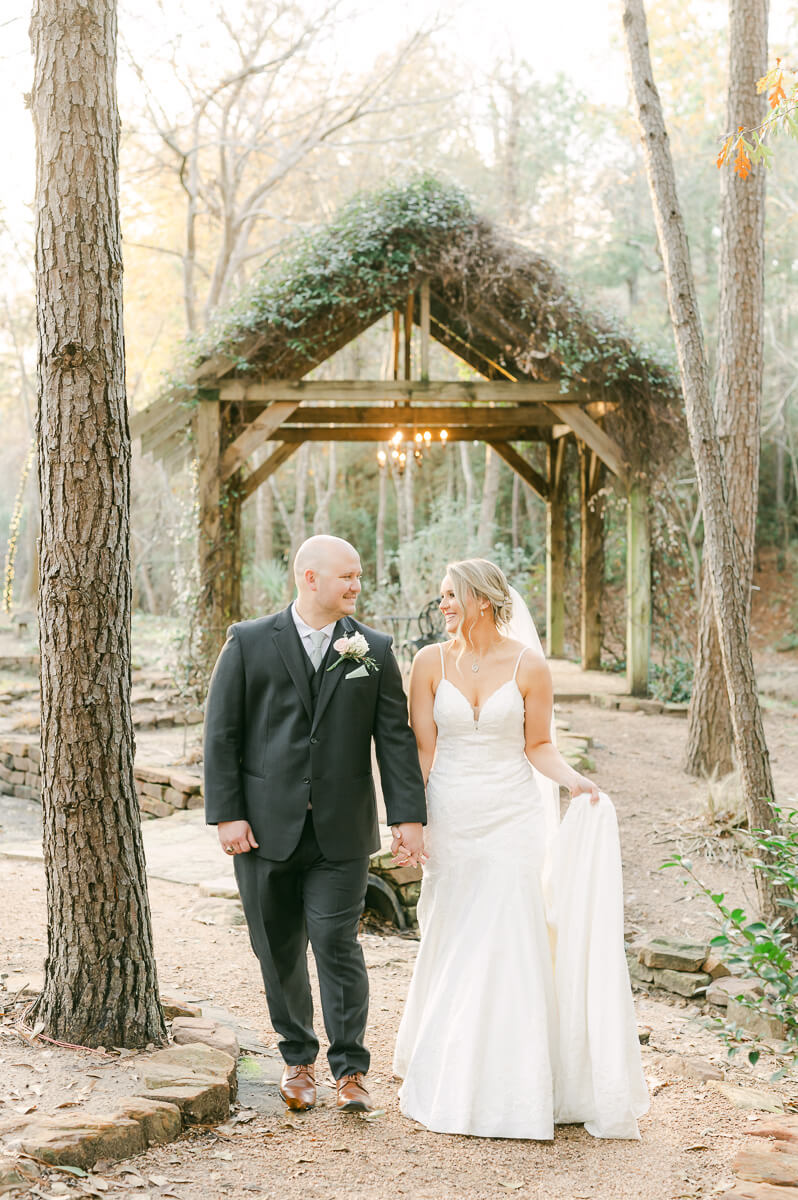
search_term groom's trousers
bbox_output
[234,810,371,1078]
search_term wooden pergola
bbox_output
[131,182,679,695]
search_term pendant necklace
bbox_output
[471,656,480,673]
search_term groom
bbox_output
[203,534,427,1113]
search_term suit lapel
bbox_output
[273,606,313,721]
[311,616,354,732]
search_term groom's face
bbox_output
[314,548,363,620]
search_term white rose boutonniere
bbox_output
[327,631,379,674]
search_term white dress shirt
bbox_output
[291,603,337,665]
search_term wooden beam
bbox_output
[148,427,192,466]
[130,396,177,440]
[546,402,627,481]
[219,401,300,481]
[546,439,567,657]
[420,281,430,381]
[217,380,585,403]
[392,309,400,381]
[489,442,549,501]
[141,403,195,455]
[277,405,557,427]
[626,476,651,697]
[579,443,605,670]
[270,426,550,443]
[240,443,300,501]
[404,293,413,383]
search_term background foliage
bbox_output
[1,0,797,686]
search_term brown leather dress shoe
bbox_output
[279,1063,316,1111]
[336,1072,373,1112]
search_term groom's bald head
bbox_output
[293,535,358,582]
[293,535,362,625]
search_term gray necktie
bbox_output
[308,629,326,671]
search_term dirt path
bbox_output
[3,702,798,1199]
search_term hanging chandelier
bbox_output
[377,428,448,474]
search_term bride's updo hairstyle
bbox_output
[446,558,513,652]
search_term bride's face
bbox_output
[439,574,480,635]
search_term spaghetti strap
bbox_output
[438,642,447,679]
[512,647,528,681]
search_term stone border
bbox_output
[0,738,202,819]
[627,935,785,1039]
[0,1012,240,1189]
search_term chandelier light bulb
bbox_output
[440,429,449,444]
[423,430,432,443]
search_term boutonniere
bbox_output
[327,631,379,674]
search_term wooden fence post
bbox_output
[579,443,605,670]
[546,439,567,657]
[626,474,651,696]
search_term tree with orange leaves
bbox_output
[717,59,798,178]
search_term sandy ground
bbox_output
[3,700,798,1200]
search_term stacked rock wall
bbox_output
[0,736,202,818]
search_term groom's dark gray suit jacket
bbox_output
[203,607,427,862]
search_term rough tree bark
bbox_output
[29,0,166,1045]
[622,0,780,919]
[685,0,768,777]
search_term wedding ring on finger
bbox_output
[224,846,235,854]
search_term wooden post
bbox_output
[579,442,605,670]
[626,474,651,696]
[392,310,401,381]
[420,280,430,382]
[546,439,567,657]
[197,392,241,673]
[404,292,414,384]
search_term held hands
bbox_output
[570,774,600,806]
[218,819,259,856]
[391,822,428,869]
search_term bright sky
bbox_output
[1,0,796,244]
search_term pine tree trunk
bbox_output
[685,0,767,777]
[476,444,501,553]
[376,466,386,585]
[255,447,274,563]
[404,456,415,544]
[29,0,166,1046]
[511,473,520,553]
[623,0,780,920]
[459,443,475,548]
[686,575,735,775]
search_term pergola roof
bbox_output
[132,177,682,479]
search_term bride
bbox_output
[393,558,649,1140]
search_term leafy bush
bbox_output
[648,654,694,703]
[244,557,289,615]
[664,806,798,1077]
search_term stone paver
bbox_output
[171,1016,240,1059]
[637,936,709,972]
[137,1043,236,1124]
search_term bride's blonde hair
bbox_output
[445,558,513,656]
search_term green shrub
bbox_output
[663,807,798,1077]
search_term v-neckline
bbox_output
[438,676,519,718]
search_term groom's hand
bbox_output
[391,822,427,868]
[218,820,259,856]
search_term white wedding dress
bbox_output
[393,644,649,1140]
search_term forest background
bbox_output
[2,0,798,700]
